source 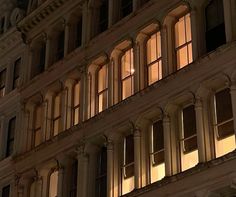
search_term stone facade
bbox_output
[0,0,236,197]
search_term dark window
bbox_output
[182,105,197,153]
[121,0,133,18]
[215,88,234,139]
[76,18,83,48]
[38,43,46,73]
[6,117,16,157]
[152,120,164,165]
[69,160,78,197]
[13,58,21,89]
[123,134,134,178]
[0,17,5,34]
[205,0,226,52]
[2,185,10,197]
[99,0,109,33]
[17,0,29,10]
[140,0,150,6]
[0,69,6,97]
[55,31,65,61]
[96,147,107,197]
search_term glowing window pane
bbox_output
[74,108,80,125]
[98,65,108,92]
[54,95,60,118]
[175,16,186,47]
[98,91,108,112]
[74,82,80,107]
[177,46,188,68]
[121,49,134,100]
[49,171,58,197]
[122,77,133,100]
[186,13,192,42]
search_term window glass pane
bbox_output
[121,49,133,79]
[147,34,157,64]
[99,0,109,33]
[183,105,197,153]
[125,134,134,165]
[30,182,36,197]
[185,13,192,42]
[188,43,193,63]
[74,108,80,125]
[56,31,65,61]
[2,185,10,197]
[49,171,58,197]
[177,46,188,68]
[121,0,133,18]
[34,129,41,147]
[54,95,61,118]
[175,16,186,47]
[99,91,108,112]
[215,88,233,123]
[98,65,108,93]
[53,119,59,136]
[74,82,80,107]
[122,77,133,99]
[76,18,83,48]
[0,69,6,97]
[35,106,42,129]
[70,160,78,197]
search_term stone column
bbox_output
[77,146,89,197]
[108,60,114,107]
[0,115,5,160]
[195,97,207,163]
[163,114,172,176]
[230,83,236,139]
[161,26,169,77]
[133,128,141,189]
[133,42,140,93]
[107,140,114,197]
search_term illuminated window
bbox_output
[205,0,226,52]
[0,69,6,97]
[2,185,10,197]
[121,49,134,100]
[214,88,235,157]
[49,171,58,197]
[53,94,61,136]
[96,147,107,197]
[13,58,21,89]
[121,0,133,18]
[122,134,134,195]
[98,64,108,112]
[146,32,162,85]
[73,82,80,125]
[175,13,193,69]
[98,0,109,33]
[6,117,16,157]
[34,105,42,147]
[150,120,165,183]
[180,105,198,171]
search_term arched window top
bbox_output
[111,39,133,58]
[49,170,59,197]
[163,3,190,25]
[88,54,108,74]
[136,22,160,42]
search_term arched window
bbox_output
[205,0,226,52]
[146,31,162,85]
[121,48,134,100]
[175,13,193,69]
[34,105,42,147]
[52,94,61,136]
[73,81,80,125]
[49,171,58,197]
[97,64,108,112]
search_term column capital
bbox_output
[195,97,203,109]
[163,113,170,123]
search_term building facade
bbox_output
[0,0,236,196]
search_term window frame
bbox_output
[73,81,81,125]
[52,93,62,136]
